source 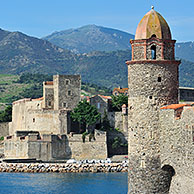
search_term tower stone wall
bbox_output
[127,8,181,194]
[53,75,81,110]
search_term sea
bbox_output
[0,172,127,194]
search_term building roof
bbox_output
[113,88,128,93]
[32,97,44,101]
[45,81,53,85]
[135,7,171,40]
[160,104,191,110]
[98,95,112,100]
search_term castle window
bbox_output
[149,96,152,99]
[63,103,67,108]
[48,101,51,107]
[66,79,70,85]
[151,45,156,59]
[68,90,71,96]
[158,77,162,82]
[33,118,35,123]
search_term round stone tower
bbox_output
[126,7,180,194]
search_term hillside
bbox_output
[0,28,193,89]
[0,28,76,74]
[43,25,134,53]
[176,42,194,62]
[0,74,112,107]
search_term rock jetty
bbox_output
[0,162,128,173]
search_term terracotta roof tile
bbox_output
[45,81,53,85]
[32,97,44,101]
[113,88,128,93]
[160,104,190,110]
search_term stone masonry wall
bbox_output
[10,99,69,136]
[108,112,128,132]
[127,59,179,193]
[53,75,81,110]
[67,130,107,160]
[43,83,54,109]
[4,134,68,161]
[0,122,9,137]
[159,107,194,194]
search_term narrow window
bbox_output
[68,90,71,96]
[97,103,101,109]
[158,77,162,82]
[192,126,194,143]
[48,101,51,106]
[66,79,70,85]
[63,103,67,108]
[151,45,156,59]
[33,118,35,123]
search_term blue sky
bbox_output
[0,0,193,42]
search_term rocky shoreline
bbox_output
[0,162,128,173]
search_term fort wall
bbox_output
[0,122,9,137]
[159,107,194,194]
[67,130,107,160]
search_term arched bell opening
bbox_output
[151,34,157,38]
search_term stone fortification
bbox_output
[53,75,81,110]
[160,106,194,194]
[0,122,9,137]
[4,134,68,161]
[67,130,107,160]
[127,8,181,194]
[4,130,107,161]
[4,75,84,161]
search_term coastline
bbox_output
[0,162,128,173]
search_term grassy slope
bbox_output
[0,74,29,104]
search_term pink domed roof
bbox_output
[135,8,171,40]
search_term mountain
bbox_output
[0,28,77,74]
[43,25,134,53]
[176,42,194,62]
[0,28,193,89]
[43,25,194,64]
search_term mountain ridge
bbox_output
[0,27,192,89]
[43,25,134,53]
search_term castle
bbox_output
[127,7,194,194]
[3,75,107,161]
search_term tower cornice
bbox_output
[126,60,181,65]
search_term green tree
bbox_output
[71,99,101,132]
[111,94,128,111]
[0,105,12,123]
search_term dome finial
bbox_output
[151,5,154,10]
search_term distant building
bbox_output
[113,87,128,96]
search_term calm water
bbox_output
[0,172,127,194]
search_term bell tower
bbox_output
[126,7,180,194]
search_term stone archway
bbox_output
[161,165,176,193]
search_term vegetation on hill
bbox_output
[0,105,12,123]
[0,27,193,94]
[0,73,112,107]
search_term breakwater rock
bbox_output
[0,162,128,173]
